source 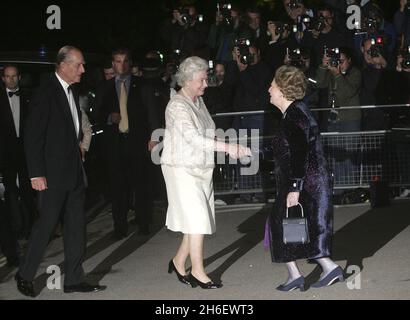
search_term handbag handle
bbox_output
[285,202,304,218]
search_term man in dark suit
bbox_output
[0,65,37,241]
[0,134,19,268]
[15,46,105,297]
[98,48,159,239]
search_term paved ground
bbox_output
[0,199,409,300]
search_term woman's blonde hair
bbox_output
[274,65,307,101]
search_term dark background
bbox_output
[3,0,399,59]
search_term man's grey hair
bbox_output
[175,56,208,87]
[56,45,81,68]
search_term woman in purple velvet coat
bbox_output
[267,65,344,291]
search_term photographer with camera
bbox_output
[208,4,254,62]
[354,4,397,59]
[203,61,233,130]
[360,37,397,130]
[394,0,410,46]
[225,40,271,202]
[246,7,269,56]
[315,47,362,188]
[225,40,271,114]
[301,5,352,67]
[315,47,362,132]
[161,5,209,60]
[281,0,315,44]
[264,20,298,75]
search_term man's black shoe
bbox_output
[15,272,36,297]
[63,282,107,293]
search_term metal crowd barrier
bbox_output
[211,104,410,196]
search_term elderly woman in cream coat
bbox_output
[161,56,251,289]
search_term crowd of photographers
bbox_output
[149,0,410,133]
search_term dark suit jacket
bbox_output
[0,88,30,169]
[98,76,160,162]
[24,73,84,190]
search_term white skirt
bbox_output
[161,165,215,234]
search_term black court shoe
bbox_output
[15,272,36,298]
[188,273,223,289]
[168,260,190,285]
[311,266,344,288]
[276,276,305,292]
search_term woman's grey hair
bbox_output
[175,56,208,87]
[55,45,81,67]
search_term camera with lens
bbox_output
[292,15,312,33]
[267,21,291,36]
[207,60,218,87]
[288,48,305,68]
[364,17,379,31]
[324,47,341,67]
[271,21,291,36]
[176,7,203,26]
[312,15,326,32]
[401,46,410,69]
[367,37,384,58]
[288,0,304,10]
[235,38,253,65]
[177,7,193,26]
[217,3,233,26]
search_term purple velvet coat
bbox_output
[268,100,333,263]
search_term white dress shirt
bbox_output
[55,72,80,137]
[6,88,20,137]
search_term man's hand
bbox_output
[172,10,183,25]
[286,192,300,208]
[148,140,159,152]
[80,147,87,162]
[329,64,341,76]
[371,54,387,69]
[322,54,330,67]
[110,112,121,124]
[400,0,408,12]
[232,47,247,72]
[311,29,320,39]
[215,12,223,25]
[31,177,47,191]
[267,21,280,42]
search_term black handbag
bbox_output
[282,203,310,244]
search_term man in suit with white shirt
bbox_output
[15,46,106,297]
[0,65,37,243]
[98,48,160,239]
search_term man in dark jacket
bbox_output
[0,65,37,241]
[161,5,209,60]
[225,43,271,201]
[16,46,105,297]
[98,49,160,238]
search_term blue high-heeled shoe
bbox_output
[276,276,305,292]
[311,266,344,288]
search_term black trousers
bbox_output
[3,155,37,238]
[18,182,86,285]
[107,134,153,235]
[0,199,18,262]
